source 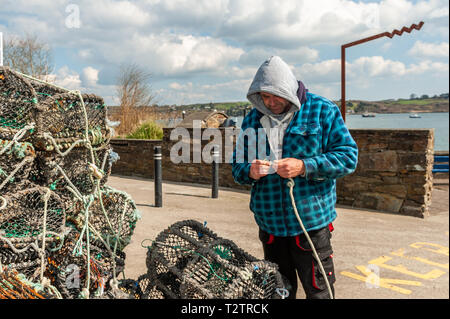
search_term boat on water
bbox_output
[409,113,421,118]
[362,113,376,117]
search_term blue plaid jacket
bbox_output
[232,92,358,236]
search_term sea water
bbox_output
[232,112,449,151]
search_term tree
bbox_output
[3,33,53,80]
[115,63,156,136]
[409,93,417,100]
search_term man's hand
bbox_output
[249,159,271,180]
[275,158,305,178]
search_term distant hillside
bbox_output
[107,95,449,118]
[338,98,449,114]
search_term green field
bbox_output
[384,98,448,105]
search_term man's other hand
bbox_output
[249,159,271,180]
[275,158,305,178]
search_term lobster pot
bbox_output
[0,269,59,299]
[179,239,258,299]
[0,246,41,280]
[44,228,126,299]
[144,220,287,299]
[145,220,219,299]
[134,274,167,299]
[0,67,37,140]
[29,145,113,201]
[224,261,285,299]
[0,139,36,193]
[27,76,66,103]
[67,186,140,252]
[0,186,65,249]
[33,93,108,148]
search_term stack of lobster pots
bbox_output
[0,66,139,299]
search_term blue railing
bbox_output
[433,155,449,173]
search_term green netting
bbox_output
[0,67,138,299]
[141,220,287,299]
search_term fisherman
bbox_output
[232,56,358,299]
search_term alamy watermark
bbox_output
[65,4,81,29]
[169,120,282,173]
[365,264,380,289]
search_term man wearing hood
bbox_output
[232,56,358,299]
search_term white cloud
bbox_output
[406,60,449,75]
[115,33,244,77]
[297,59,341,84]
[408,41,449,58]
[296,55,449,86]
[350,56,406,78]
[48,66,82,90]
[81,66,99,86]
[1,0,448,104]
[239,46,319,66]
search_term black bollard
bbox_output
[212,148,219,198]
[154,146,162,207]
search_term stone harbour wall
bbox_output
[110,127,435,218]
[336,129,434,218]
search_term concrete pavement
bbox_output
[106,175,449,299]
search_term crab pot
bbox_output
[0,268,60,299]
[145,220,219,298]
[179,239,284,299]
[0,246,41,280]
[33,92,108,144]
[145,220,286,299]
[0,186,66,248]
[29,145,113,201]
[0,139,36,193]
[0,67,37,140]
[44,229,126,299]
[66,186,140,252]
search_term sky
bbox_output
[0,0,448,106]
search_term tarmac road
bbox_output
[107,175,449,299]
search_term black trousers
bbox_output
[259,226,336,299]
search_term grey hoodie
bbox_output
[247,56,301,162]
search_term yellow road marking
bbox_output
[410,242,449,256]
[341,265,422,295]
[391,248,449,270]
[369,256,446,280]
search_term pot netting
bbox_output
[0,268,60,299]
[67,186,139,251]
[0,246,40,280]
[0,67,37,140]
[0,67,139,299]
[0,186,65,247]
[29,146,113,202]
[32,93,109,152]
[144,220,286,299]
[0,139,35,193]
[44,228,126,299]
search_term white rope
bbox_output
[40,188,52,283]
[0,123,35,156]
[0,156,34,191]
[0,196,7,210]
[287,178,334,299]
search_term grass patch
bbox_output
[126,120,163,140]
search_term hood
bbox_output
[247,55,301,117]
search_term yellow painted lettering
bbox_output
[391,248,449,270]
[341,265,422,295]
[369,256,445,280]
[410,242,449,256]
